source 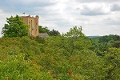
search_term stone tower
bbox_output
[21,15,39,37]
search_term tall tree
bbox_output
[39,26,60,36]
[104,48,120,79]
[64,26,84,38]
[62,26,92,54]
[39,26,50,34]
[46,26,92,55]
[2,15,29,37]
[49,29,60,36]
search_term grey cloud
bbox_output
[75,0,119,3]
[0,0,55,13]
[80,5,109,16]
[55,20,72,27]
[103,17,120,25]
[44,18,64,22]
[105,20,120,25]
[80,11,105,16]
[0,0,120,36]
[111,3,120,11]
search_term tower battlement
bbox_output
[21,15,39,37]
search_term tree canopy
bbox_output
[39,26,50,34]
[0,24,120,79]
[2,15,29,37]
[39,26,60,36]
[49,29,60,36]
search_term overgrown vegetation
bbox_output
[2,15,29,37]
[0,15,120,80]
[0,26,120,80]
[39,25,60,36]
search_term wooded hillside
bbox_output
[0,26,120,80]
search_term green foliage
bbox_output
[0,26,120,80]
[39,26,50,34]
[62,26,91,54]
[0,54,53,80]
[91,34,120,54]
[0,37,53,80]
[30,36,45,44]
[99,34,120,43]
[2,15,29,37]
[49,29,60,36]
[112,41,120,48]
[103,48,120,79]
[64,26,84,37]
[39,25,60,36]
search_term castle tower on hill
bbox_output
[21,15,39,37]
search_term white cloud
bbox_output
[111,3,120,11]
[0,0,120,37]
[79,3,111,16]
[0,9,12,37]
[75,0,120,3]
[0,9,22,37]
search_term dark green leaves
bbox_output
[2,15,29,37]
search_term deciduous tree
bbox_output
[2,15,29,37]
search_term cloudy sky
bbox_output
[0,0,120,37]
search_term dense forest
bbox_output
[0,30,120,80]
[0,16,120,80]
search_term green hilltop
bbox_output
[0,32,120,80]
[0,15,120,80]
